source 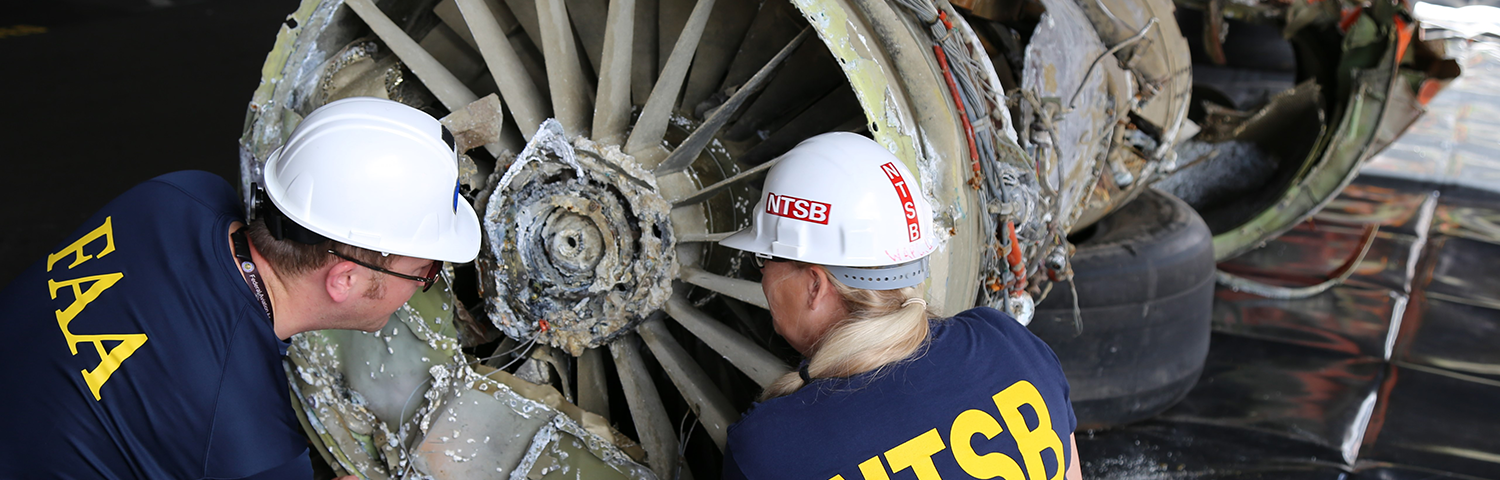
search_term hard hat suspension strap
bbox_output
[823,258,929,291]
[253,184,330,245]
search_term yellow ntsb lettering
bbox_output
[885,428,947,480]
[47,216,116,271]
[951,409,1025,479]
[828,379,1067,480]
[993,381,1066,480]
[46,217,147,401]
[828,455,896,480]
[857,455,891,480]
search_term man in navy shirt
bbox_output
[0,97,481,478]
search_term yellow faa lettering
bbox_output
[49,273,123,327]
[46,217,147,401]
[47,216,116,271]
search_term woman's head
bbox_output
[717,132,941,399]
[757,259,846,355]
[758,259,933,400]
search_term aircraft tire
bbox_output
[1029,188,1216,430]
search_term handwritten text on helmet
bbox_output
[765,193,831,225]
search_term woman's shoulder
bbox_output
[731,379,835,428]
[928,307,1066,378]
[947,305,1023,327]
[934,306,1034,344]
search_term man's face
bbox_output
[352,256,437,331]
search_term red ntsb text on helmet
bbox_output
[880,162,921,242]
[765,193,831,225]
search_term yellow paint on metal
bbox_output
[247,0,321,124]
[791,0,923,187]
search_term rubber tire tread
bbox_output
[1029,188,1215,430]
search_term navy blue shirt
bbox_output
[724,307,1076,480]
[0,171,310,479]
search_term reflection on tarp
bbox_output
[1213,288,1404,359]
[1363,32,1500,196]
[1082,35,1500,476]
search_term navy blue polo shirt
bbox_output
[723,307,1076,480]
[0,171,310,479]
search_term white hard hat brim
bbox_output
[261,174,483,263]
[259,97,484,264]
[440,202,482,264]
[718,227,766,259]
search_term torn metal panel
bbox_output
[1212,65,1398,260]
[239,0,350,210]
[287,274,653,479]
[411,368,553,476]
[1021,0,1132,231]
[287,279,470,479]
[412,365,654,479]
[1076,0,1193,146]
[1068,0,1194,227]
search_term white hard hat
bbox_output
[261,97,481,263]
[720,132,937,290]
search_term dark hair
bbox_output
[245,218,394,279]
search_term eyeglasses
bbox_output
[327,249,443,292]
[752,253,786,269]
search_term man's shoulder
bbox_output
[128,170,240,215]
[202,308,306,479]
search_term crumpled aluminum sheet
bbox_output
[1020,0,1131,228]
[479,120,677,356]
[285,275,654,479]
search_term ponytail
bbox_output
[759,267,934,400]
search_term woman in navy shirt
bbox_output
[716,133,1081,480]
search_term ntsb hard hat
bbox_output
[720,132,937,290]
[261,97,481,263]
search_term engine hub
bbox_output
[480,120,677,355]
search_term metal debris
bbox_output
[439,94,505,155]
[286,275,654,479]
[481,120,678,356]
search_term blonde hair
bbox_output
[759,264,934,400]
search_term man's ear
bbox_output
[325,260,360,303]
